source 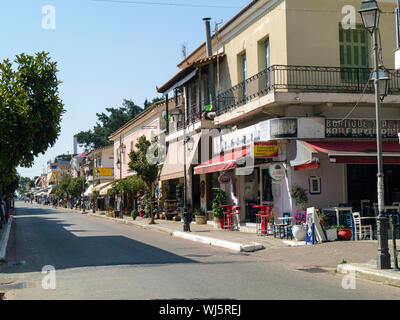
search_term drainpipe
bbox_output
[203,18,216,107]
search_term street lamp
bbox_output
[359,0,380,33]
[371,68,390,101]
[359,0,391,269]
[172,107,191,232]
[118,137,126,219]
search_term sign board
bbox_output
[253,141,279,158]
[306,207,326,244]
[326,119,400,138]
[396,50,400,70]
[306,209,315,245]
[268,163,286,182]
[269,118,297,138]
[94,167,113,176]
[218,174,231,184]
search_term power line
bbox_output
[91,0,242,9]
[91,0,396,14]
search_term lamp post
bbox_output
[359,0,391,269]
[171,107,191,232]
[117,136,126,219]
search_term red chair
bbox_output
[253,205,273,236]
[220,205,233,230]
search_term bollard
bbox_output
[391,212,399,271]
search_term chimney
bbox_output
[203,18,216,106]
[73,135,78,155]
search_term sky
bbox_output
[2,0,250,179]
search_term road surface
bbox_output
[1,202,399,300]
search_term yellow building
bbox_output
[157,0,400,225]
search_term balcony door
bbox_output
[339,26,370,84]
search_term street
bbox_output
[0,202,399,300]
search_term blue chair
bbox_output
[273,212,291,239]
[345,213,355,241]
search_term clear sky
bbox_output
[4,0,250,178]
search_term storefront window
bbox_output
[262,168,273,202]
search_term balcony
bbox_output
[216,65,400,116]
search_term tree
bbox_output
[17,175,34,196]
[144,97,163,109]
[54,176,72,199]
[67,177,87,198]
[75,99,143,150]
[128,135,159,224]
[0,52,64,187]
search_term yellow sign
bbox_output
[94,167,113,176]
[253,141,279,158]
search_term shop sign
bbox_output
[253,141,279,158]
[94,167,113,176]
[326,119,400,138]
[218,174,231,184]
[268,163,286,182]
[270,118,297,138]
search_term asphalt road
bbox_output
[1,202,400,300]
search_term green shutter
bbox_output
[339,26,370,82]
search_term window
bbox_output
[339,26,370,82]
[238,52,247,102]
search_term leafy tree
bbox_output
[75,99,143,150]
[128,135,159,224]
[0,52,64,187]
[2,172,19,196]
[67,177,87,198]
[54,176,73,199]
[17,175,34,196]
[143,97,163,109]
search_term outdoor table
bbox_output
[220,205,234,230]
[253,205,272,235]
[321,207,352,226]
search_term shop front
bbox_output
[290,118,400,216]
[159,134,201,216]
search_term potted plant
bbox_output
[292,187,308,211]
[337,225,352,241]
[212,188,226,229]
[292,210,307,241]
[324,225,338,241]
[194,208,207,224]
[131,209,139,221]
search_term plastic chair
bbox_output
[273,212,291,239]
[353,212,373,240]
[345,212,355,241]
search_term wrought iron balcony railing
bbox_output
[215,65,400,116]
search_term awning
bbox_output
[194,146,251,175]
[83,184,94,196]
[306,141,400,164]
[93,182,113,192]
[160,134,201,181]
[290,140,320,171]
[100,183,114,196]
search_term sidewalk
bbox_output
[87,211,289,252]
[0,216,12,262]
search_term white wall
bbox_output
[290,153,346,210]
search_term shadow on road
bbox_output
[2,204,198,274]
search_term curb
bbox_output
[172,232,264,252]
[337,263,400,288]
[87,212,264,252]
[0,217,12,262]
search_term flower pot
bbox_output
[338,229,352,241]
[325,229,338,241]
[195,215,207,225]
[292,225,306,241]
[213,217,224,229]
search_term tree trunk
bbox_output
[150,184,155,224]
